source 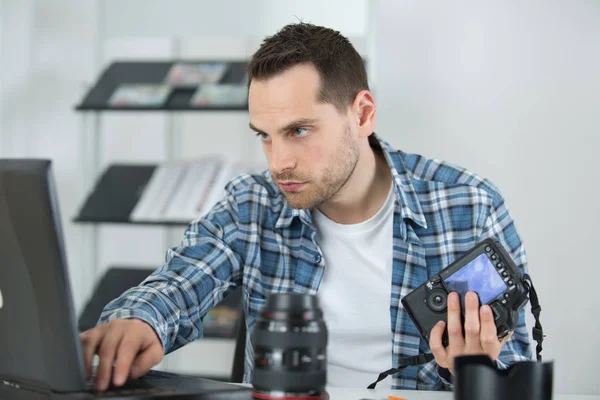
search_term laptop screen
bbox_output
[0,160,87,392]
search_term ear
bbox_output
[350,90,376,138]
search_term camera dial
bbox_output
[427,288,448,312]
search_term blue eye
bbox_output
[294,128,309,137]
[256,132,270,141]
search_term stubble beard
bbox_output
[277,128,360,210]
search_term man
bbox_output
[80,22,532,392]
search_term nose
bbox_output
[268,139,296,174]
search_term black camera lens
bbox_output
[252,293,328,400]
[427,289,448,312]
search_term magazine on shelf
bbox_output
[108,84,172,107]
[129,156,262,224]
[189,84,248,107]
[164,62,229,87]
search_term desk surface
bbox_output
[324,387,600,400]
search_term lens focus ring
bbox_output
[252,293,328,397]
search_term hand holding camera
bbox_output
[370,239,545,390]
[428,291,513,375]
[401,238,531,376]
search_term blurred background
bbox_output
[1,0,598,395]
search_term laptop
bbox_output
[0,159,252,399]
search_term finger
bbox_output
[130,343,164,379]
[429,320,448,366]
[447,292,465,348]
[95,328,124,391]
[479,305,500,352]
[112,333,144,387]
[80,328,102,379]
[463,292,481,351]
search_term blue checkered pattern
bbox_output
[99,134,532,391]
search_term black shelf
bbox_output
[74,163,206,226]
[74,164,198,226]
[76,60,249,111]
[76,219,191,227]
[75,164,158,224]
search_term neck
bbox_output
[317,143,392,224]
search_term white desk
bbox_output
[323,387,600,400]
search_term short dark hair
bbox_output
[247,22,369,113]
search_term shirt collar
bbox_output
[373,134,428,230]
[274,133,427,230]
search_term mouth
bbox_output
[278,181,307,192]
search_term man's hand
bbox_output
[429,291,513,376]
[79,319,164,391]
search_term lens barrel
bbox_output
[252,293,328,400]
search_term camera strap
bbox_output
[367,353,435,389]
[523,273,545,362]
[367,274,545,389]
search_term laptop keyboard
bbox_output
[86,376,172,397]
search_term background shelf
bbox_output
[75,61,249,111]
[74,164,159,224]
[74,162,245,226]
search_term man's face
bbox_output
[248,64,360,209]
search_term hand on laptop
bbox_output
[429,292,513,375]
[79,318,164,391]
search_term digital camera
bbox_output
[401,238,529,346]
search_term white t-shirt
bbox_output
[313,185,395,389]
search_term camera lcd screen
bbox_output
[444,253,507,304]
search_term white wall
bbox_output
[374,0,600,395]
[0,0,99,319]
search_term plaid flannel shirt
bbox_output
[99,134,532,390]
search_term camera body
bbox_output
[401,238,529,346]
